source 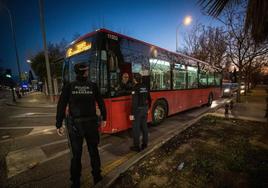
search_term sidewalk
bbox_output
[214,85,267,122]
[6,92,57,108]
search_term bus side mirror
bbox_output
[101,50,107,61]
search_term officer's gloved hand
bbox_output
[57,127,65,136]
[129,115,134,121]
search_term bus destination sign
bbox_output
[66,41,92,57]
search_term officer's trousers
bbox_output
[132,106,148,148]
[67,120,101,187]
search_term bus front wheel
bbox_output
[152,100,167,125]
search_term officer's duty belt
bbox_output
[72,117,97,124]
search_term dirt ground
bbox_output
[111,116,268,188]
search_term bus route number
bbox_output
[107,34,118,41]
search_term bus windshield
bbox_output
[68,51,98,83]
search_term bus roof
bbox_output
[71,28,220,71]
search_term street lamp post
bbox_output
[39,0,54,100]
[2,5,22,84]
[176,15,192,52]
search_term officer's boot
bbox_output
[141,143,147,150]
[70,179,80,188]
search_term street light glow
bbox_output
[176,15,193,52]
[183,16,192,26]
[27,59,32,63]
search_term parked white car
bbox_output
[222,83,238,97]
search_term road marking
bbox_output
[0,127,110,144]
[28,127,55,136]
[5,143,111,179]
[10,112,55,118]
[0,126,54,130]
[6,147,47,178]
[102,153,134,175]
[2,135,10,139]
[41,139,68,147]
[0,126,55,144]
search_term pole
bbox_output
[176,26,179,52]
[39,0,53,100]
[176,24,182,52]
[4,6,22,84]
[11,87,16,102]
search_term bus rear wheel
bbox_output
[152,100,167,125]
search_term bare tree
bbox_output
[198,0,268,44]
[182,22,204,59]
[182,22,227,70]
[243,54,268,91]
[222,9,268,101]
[30,39,67,81]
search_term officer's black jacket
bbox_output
[118,81,132,95]
[119,81,132,91]
[131,83,152,115]
[56,77,106,128]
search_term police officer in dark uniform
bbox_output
[129,73,152,152]
[56,63,106,187]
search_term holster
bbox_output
[66,116,98,137]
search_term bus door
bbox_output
[107,36,132,132]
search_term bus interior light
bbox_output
[187,66,197,71]
[149,58,170,66]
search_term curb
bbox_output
[208,112,267,123]
[94,100,227,188]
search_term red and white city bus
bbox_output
[63,29,222,133]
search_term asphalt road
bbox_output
[0,93,227,188]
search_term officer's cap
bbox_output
[74,63,89,75]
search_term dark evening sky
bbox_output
[0,0,221,76]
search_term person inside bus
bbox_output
[55,63,106,187]
[116,72,132,95]
[129,73,152,152]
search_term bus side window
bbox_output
[109,54,118,72]
[108,52,120,96]
[149,58,171,90]
[215,72,222,86]
[208,72,215,86]
[100,50,108,95]
[173,63,186,89]
[199,71,208,88]
[187,66,198,89]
